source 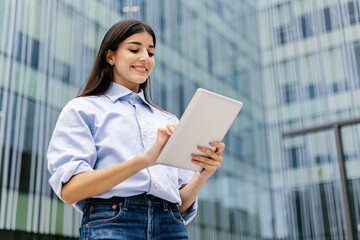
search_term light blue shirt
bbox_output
[47,82,197,224]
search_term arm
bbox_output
[61,124,176,205]
[179,141,225,214]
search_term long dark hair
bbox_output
[78,19,161,110]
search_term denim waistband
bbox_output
[85,194,175,211]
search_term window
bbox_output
[283,84,297,104]
[308,84,316,99]
[324,7,332,32]
[15,32,40,69]
[52,58,71,85]
[276,26,286,45]
[332,83,339,93]
[348,1,356,25]
[285,146,304,168]
[353,42,360,79]
[291,147,298,167]
[231,134,243,160]
[206,36,213,74]
[301,14,314,38]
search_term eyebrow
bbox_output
[126,41,154,48]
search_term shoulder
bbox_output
[58,96,105,123]
[154,109,179,124]
[55,96,106,132]
[62,96,104,113]
[65,95,101,107]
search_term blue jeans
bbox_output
[79,194,189,240]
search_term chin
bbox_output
[134,77,148,84]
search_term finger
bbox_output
[191,159,210,170]
[192,159,217,171]
[210,141,225,155]
[191,156,222,172]
[166,124,176,133]
[198,146,222,160]
[191,154,221,167]
[191,158,218,171]
[158,127,171,136]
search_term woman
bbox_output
[47,19,225,240]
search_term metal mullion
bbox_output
[0,0,18,229]
[5,0,25,229]
[11,0,34,229]
[26,1,49,231]
[32,0,53,234]
[38,0,57,234]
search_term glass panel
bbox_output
[281,131,347,239]
[342,124,360,240]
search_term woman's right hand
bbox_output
[61,123,177,205]
[143,124,176,166]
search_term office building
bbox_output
[0,0,359,239]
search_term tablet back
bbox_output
[156,88,243,171]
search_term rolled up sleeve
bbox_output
[178,168,198,225]
[47,99,97,203]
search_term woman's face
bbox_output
[106,32,155,93]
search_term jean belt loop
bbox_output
[163,200,169,212]
[123,196,130,211]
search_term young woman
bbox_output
[47,19,225,240]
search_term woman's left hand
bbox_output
[191,141,225,180]
[179,141,225,214]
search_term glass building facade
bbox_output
[259,0,360,239]
[0,0,360,239]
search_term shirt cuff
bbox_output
[48,160,94,202]
[182,198,198,225]
[179,182,198,225]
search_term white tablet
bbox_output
[156,88,243,171]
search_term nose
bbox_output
[139,49,149,62]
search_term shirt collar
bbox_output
[105,82,154,112]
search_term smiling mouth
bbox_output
[132,66,147,73]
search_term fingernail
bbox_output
[210,142,216,147]
[198,146,203,150]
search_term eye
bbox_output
[129,49,139,53]
[148,52,155,57]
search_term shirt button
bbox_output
[154,183,158,189]
[143,133,147,137]
[137,111,141,115]
[132,96,135,101]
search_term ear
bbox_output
[105,49,115,66]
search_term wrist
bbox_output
[135,153,153,169]
[195,171,210,183]
[145,141,163,163]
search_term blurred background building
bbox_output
[1,0,360,239]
